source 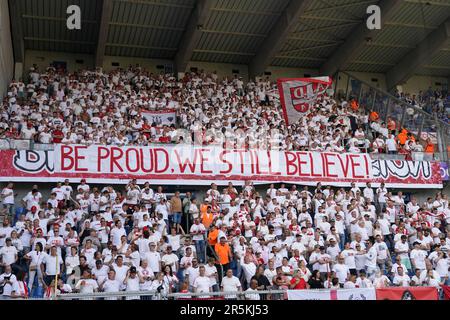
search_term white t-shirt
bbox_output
[193,275,211,294]
[204,264,218,286]
[125,277,141,299]
[142,251,161,273]
[190,223,206,241]
[0,245,17,265]
[0,273,18,296]
[393,274,410,287]
[410,249,427,270]
[161,253,179,272]
[245,287,260,300]
[42,254,63,275]
[342,249,357,269]
[332,263,349,284]
[221,275,241,299]
[1,188,14,205]
[102,278,121,299]
[76,278,99,294]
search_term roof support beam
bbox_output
[109,22,184,32]
[210,7,279,16]
[106,43,177,51]
[248,0,314,79]
[95,0,114,68]
[21,15,97,24]
[386,18,450,91]
[174,0,213,73]
[192,49,254,56]
[320,0,404,76]
[23,37,95,45]
[8,0,24,64]
[114,0,193,10]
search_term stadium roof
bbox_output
[9,0,450,86]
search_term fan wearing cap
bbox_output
[410,241,428,271]
[123,266,144,300]
[20,122,36,140]
[161,245,179,273]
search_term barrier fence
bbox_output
[22,286,448,301]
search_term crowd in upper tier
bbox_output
[0,179,449,299]
[396,88,450,123]
[0,65,437,156]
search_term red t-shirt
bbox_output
[290,277,307,290]
[52,130,64,143]
[159,136,170,143]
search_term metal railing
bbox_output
[29,287,445,300]
[335,71,450,164]
[54,289,286,300]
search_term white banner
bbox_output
[287,288,376,300]
[0,146,442,188]
[142,109,176,126]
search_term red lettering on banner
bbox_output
[154,148,169,173]
[309,153,321,177]
[125,148,140,173]
[74,146,88,172]
[297,152,309,177]
[97,147,110,172]
[349,154,364,178]
[199,149,213,174]
[255,151,268,175]
[236,150,245,174]
[337,154,350,177]
[363,155,369,177]
[248,150,255,175]
[139,149,154,173]
[322,153,338,178]
[174,149,197,173]
[61,145,74,171]
[110,147,124,172]
[219,150,232,174]
[285,152,297,175]
[268,151,281,175]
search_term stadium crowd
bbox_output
[0,179,449,300]
[396,88,450,124]
[0,64,447,300]
[0,64,437,156]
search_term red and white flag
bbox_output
[277,76,333,125]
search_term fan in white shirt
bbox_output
[193,266,212,297]
[392,267,410,287]
[244,279,261,300]
[221,269,242,299]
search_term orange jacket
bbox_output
[350,100,359,111]
[201,212,214,229]
[425,143,435,154]
[207,228,219,246]
[214,242,231,265]
[369,111,379,122]
[397,129,408,145]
